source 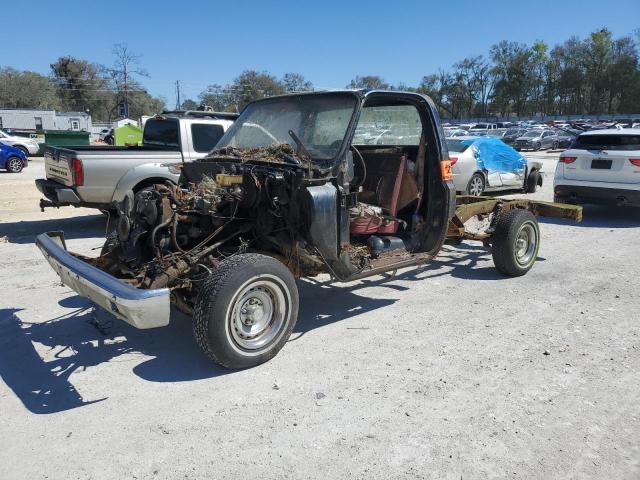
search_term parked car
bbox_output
[470,123,498,130]
[98,128,113,141]
[554,128,640,207]
[554,129,579,149]
[514,129,559,151]
[0,129,40,156]
[36,111,238,213]
[502,128,528,145]
[0,143,28,173]
[35,90,581,369]
[447,136,543,196]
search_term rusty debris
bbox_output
[210,143,308,165]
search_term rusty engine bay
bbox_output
[92,141,429,312]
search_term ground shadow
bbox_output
[0,214,110,244]
[539,204,640,229]
[0,244,508,414]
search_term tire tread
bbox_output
[491,209,539,277]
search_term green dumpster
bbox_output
[115,124,143,146]
[39,130,90,154]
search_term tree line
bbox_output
[1,28,639,122]
[0,44,164,122]
[185,28,640,119]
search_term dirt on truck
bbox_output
[36,90,582,369]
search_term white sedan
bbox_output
[553,128,640,207]
[0,129,40,156]
[447,136,543,196]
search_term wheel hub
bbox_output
[229,278,288,351]
[8,158,21,171]
[515,223,537,266]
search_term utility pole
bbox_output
[123,59,129,118]
[175,80,181,110]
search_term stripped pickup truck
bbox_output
[36,111,237,213]
[36,91,582,369]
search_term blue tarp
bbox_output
[464,136,527,175]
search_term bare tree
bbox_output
[109,44,149,117]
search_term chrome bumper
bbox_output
[36,232,170,329]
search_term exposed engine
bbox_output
[100,150,326,301]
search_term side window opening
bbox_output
[191,123,225,153]
[349,103,424,239]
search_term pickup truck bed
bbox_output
[36,114,235,211]
[37,145,182,209]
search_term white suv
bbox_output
[0,129,40,156]
[553,128,640,207]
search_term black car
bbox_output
[554,129,579,149]
[502,128,527,145]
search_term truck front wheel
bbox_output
[491,209,540,277]
[193,253,299,369]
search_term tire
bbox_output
[193,253,299,369]
[491,209,540,277]
[465,173,485,196]
[552,141,559,150]
[5,156,24,173]
[533,142,541,151]
[525,170,539,193]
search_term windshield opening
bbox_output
[214,94,357,162]
[522,131,540,138]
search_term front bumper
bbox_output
[26,143,40,155]
[36,232,170,329]
[554,183,640,207]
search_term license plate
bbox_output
[591,159,612,170]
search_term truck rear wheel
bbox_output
[193,253,299,369]
[491,209,540,277]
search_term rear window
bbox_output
[446,139,471,152]
[143,119,180,148]
[574,134,640,151]
[191,124,224,153]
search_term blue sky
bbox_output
[3,0,639,105]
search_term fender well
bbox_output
[111,165,179,204]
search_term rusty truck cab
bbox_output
[306,90,456,281]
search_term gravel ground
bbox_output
[1,155,639,479]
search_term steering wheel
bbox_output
[350,145,366,189]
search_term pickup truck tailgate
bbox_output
[44,149,74,186]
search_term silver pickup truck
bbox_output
[36,111,237,212]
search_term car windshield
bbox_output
[522,131,540,138]
[505,129,521,135]
[215,93,358,162]
[446,139,472,153]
